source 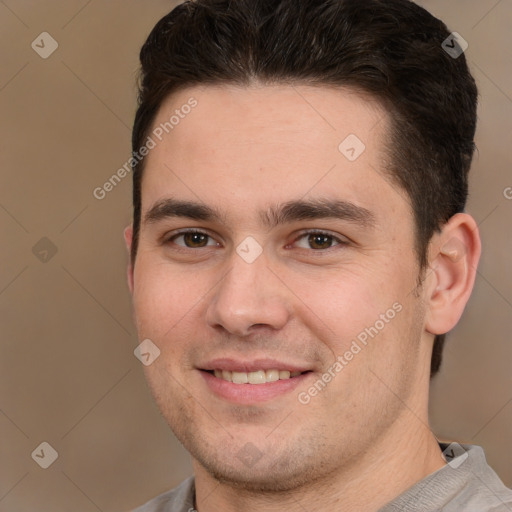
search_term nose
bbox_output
[205,248,291,337]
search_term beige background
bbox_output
[1,1,511,510]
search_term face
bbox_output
[128,84,434,491]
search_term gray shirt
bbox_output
[132,444,512,511]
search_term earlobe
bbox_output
[124,225,135,294]
[424,213,481,336]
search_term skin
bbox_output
[125,84,481,511]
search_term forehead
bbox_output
[148,83,386,161]
[140,84,406,225]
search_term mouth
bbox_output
[205,369,310,384]
[198,359,314,403]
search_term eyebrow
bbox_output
[144,197,376,229]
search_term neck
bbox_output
[193,419,446,512]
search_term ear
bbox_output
[424,213,481,335]
[124,225,135,294]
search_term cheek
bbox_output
[132,256,202,342]
[292,263,404,337]
[132,260,205,394]
[291,257,420,375]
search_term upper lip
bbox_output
[199,358,312,373]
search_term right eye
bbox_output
[166,230,220,249]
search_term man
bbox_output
[125,0,512,510]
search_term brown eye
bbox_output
[169,231,217,248]
[183,232,209,248]
[307,233,335,250]
[292,230,347,251]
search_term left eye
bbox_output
[293,232,344,250]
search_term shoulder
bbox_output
[130,476,195,512]
[380,444,512,512]
[450,444,512,511]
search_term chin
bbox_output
[185,435,325,493]
[154,387,339,492]
[205,461,316,493]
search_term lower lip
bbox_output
[200,370,311,404]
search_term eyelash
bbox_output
[165,229,349,252]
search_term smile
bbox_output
[211,369,304,384]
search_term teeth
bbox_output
[248,370,266,384]
[212,369,303,384]
[266,369,279,382]
[232,371,248,384]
